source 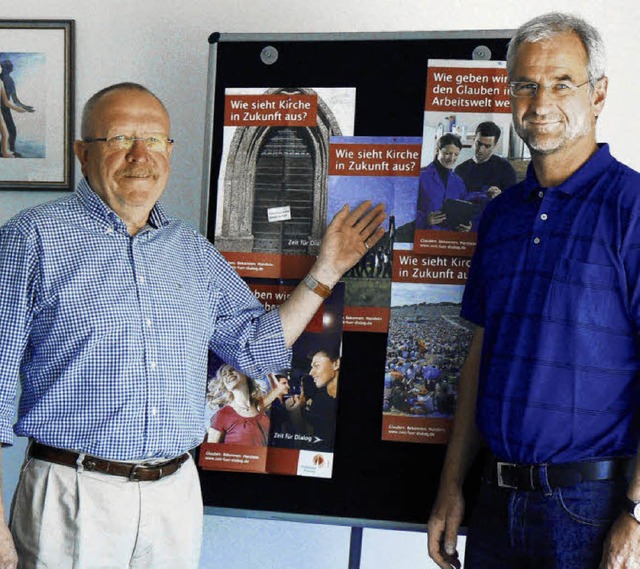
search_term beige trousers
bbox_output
[9,453,203,569]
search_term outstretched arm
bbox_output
[9,91,34,112]
[278,201,386,347]
[0,88,25,114]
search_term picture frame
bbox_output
[0,20,75,191]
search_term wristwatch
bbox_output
[625,497,640,523]
[303,273,332,299]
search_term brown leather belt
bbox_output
[29,442,190,482]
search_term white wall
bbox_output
[2,0,639,230]
[2,1,638,567]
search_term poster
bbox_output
[413,59,518,256]
[382,283,474,443]
[327,136,422,332]
[382,59,527,444]
[213,87,356,279]
[199,282,345,478]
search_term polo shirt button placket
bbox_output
[532,189,548,247]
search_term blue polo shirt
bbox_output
[461,144,640,464]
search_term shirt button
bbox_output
[533,237,541,244]
[139,276,145,284]
[538,191,544,199]
[151,407,158,416]
[146,318,152,327]
[105,227,114,235]
[540,213,548,221]
[150,361,157,370]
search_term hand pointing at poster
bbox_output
[278,200,386,348]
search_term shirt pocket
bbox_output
[544,258,618,327]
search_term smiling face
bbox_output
[510,32,607,159]
[436,144,461,169]
[74,88,173,228]
[219,366,247,391]
[309,352,339,389]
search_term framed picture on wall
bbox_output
[0,20,75,191]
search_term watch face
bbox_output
[633,502,640,521]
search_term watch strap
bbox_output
[303,273,332,299]
[625,497,640,523]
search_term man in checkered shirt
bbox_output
[0,82,385,568]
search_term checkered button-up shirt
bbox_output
[0,178,291,460]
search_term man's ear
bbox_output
[592,76,608,119]
[73,140,89,176]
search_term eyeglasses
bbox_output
[509,80,590,99]
[82,135,174,153]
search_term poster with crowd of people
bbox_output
[381,59,528,444]
[205,65,528,451]
[199,283,345,479]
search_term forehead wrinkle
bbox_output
[513,69,582,82]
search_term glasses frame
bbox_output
[509,79,591,99]
[82,135,175,152]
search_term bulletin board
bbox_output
[198,29,513,530]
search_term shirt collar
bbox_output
[523,143,613,199]
[75,177,171,231]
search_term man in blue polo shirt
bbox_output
[428,12,640,569]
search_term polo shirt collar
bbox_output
[76,177,171,231]
[523,143,613,199]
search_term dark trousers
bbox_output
[465,476,627,568]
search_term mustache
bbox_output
[119,166,156,177]
[522,112,561,121]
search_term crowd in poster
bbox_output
[381,59,528,444]
[207,63,528,452]
[198,282,345,479]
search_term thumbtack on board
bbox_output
[260,45,279,65]
[472,45,492,60]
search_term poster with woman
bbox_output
[199,282,345,478]
[413,59,522,256]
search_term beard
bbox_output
[514,114,593,156]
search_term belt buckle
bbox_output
[496,461,518,489]
[129,463,164,481]
[129,464,145,482]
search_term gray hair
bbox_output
[506,12,606,87]
[80,82,168,138]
